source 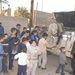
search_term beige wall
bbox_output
[0,15,28,35]
[34,10,56,26]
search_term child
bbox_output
[56,47,67,75]
[8,28,19,70]
[20,27,27,37]
[31,30,39,45]
[2,34,9,73]
[0,36,5,74]
[27,40,41,75]
[14,47,30,75]
[18,37,27,53]
[20,30,30,42]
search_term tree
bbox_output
[14,6,30,18]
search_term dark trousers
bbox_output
[71,59,75,75]
[17,65,27,75]
[2,56,8,72]
[56,64,65,75]
[9,54,15,70]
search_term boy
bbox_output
[27,40,41,75]
[8,28,19,71]
[14,47,30,75]
[38,33,50,69]
[56,47,67,75]
[2,34,9,73]
[0,36,5,74]
[16,24,21,38]
[18,37,27,53]
[31,30,39,45]
[20,27,27,37]
[20,30,30,42]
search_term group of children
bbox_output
[0,24,67,75]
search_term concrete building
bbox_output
[34,10,56,26]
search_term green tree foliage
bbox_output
[14,6,30,18]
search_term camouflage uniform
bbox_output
[47,22,58,46]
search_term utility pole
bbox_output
[29,0,34,30]
[34,2,38,25]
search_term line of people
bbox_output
[0,24,52,75]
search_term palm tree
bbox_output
[0,0,8,4]
[0,0,8,14]
[14,6,30,18]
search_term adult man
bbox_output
[0,22,4,36]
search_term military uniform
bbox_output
[48,23,58,46]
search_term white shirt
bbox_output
[14,52,28,65]
[26,42,30,49]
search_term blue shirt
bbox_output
[0,43,4,59]
[31,35,39,45]
[0,26,4,35]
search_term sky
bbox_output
[2,0,75,15]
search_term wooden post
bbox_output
[29,0,34,30]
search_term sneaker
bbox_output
[41,68,46,70]
[56,72,59,73]
[38,66,41,68]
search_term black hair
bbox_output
[26,30,30,33]
[16,24,21,26]
[22,47,27,52]
[4,33,8,36]
[26,36,31,41]
[11,28,17,33]
[4,33,8,37]
[22,37,27,42]
[35,26,38,28]
[23,27,27,29]
[30,40,36,44]
[42,33,48,37]
[33,30,38,34]
[59,47,65,52]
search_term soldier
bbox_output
[56,23,64,45]
[48,22,58,46]
[27,40,41,75]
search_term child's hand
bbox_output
[65,63,68,65]
[70,54,73,58]
[28,55,31,60]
